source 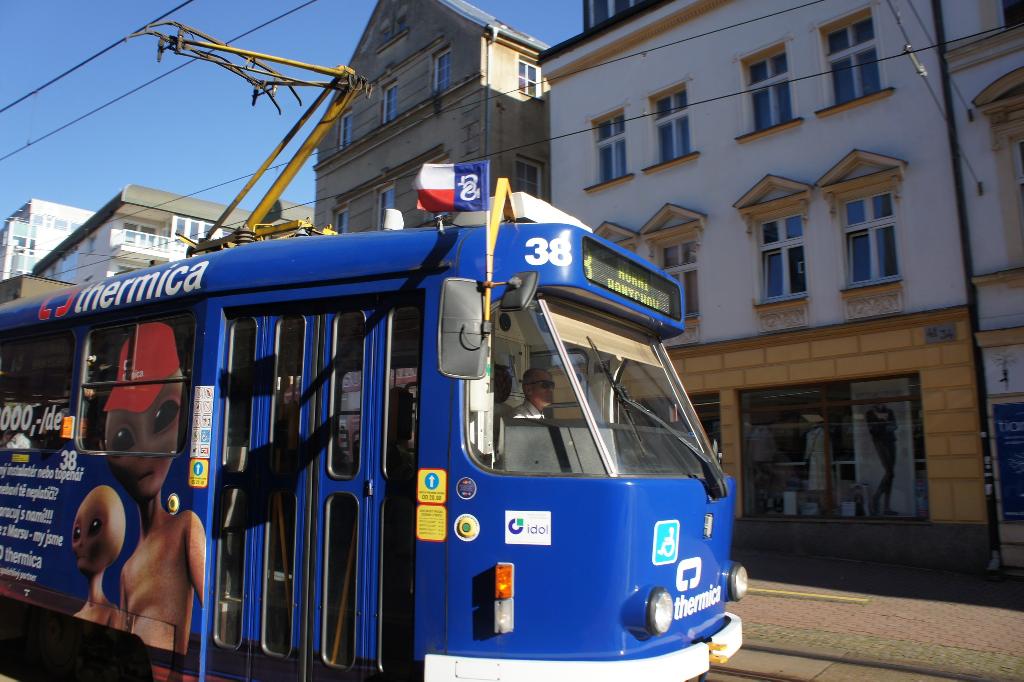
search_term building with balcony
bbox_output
[539,0,1021,572]
[314,0,549,233]
[1,199,93,281]
[32,185,308,286]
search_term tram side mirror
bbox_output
[499,271,539,311]
[439,277,489,379]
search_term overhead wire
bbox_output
[0,0,323,164]
[0,0,198,116]
[30,16,1022,278]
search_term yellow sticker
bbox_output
[417,469,447,504]
[188,458,209,488]
[60,416,75,440]
[167,494,180,515]
[11,453,29,463]
[416,504,447,542]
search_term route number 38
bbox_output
[524,236,572,266]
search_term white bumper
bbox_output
[425,612,742,682]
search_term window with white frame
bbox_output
[747,50,792,131]
[587,0,636,28]
[377,186,395,229]
[382,83,398,124]
[653,88,690,164]
[336,207,350,234]
[340,113,353,148]
[519,60,540,98]
[844,193,898,284]
[434,50,451,93]
[760,215,806,300]
[595,113,627,183]
[1005,0,1024,26]
[662,240,699,316]
[515,158,542,197]
[825,15,880,105]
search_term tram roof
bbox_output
[0,223,685,338]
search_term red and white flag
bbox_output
[414,162,490,212]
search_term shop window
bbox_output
[691,393,721,450]
[845,192,899,284]
[595,113,627,183]
[747,49,792,131]
[825,14,880,105]
[653,88,691,164]
[741,376,927,519]
[761,215,806,300]
[662,240,699,316]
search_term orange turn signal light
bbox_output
[495,562,514,600]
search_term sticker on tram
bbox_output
[652,519,680,566]
[455,476,477,500]
[416,505,447,542]
[504,511,551,546]
[417,469,447,504]
[454,513,480,541]
[188,458,208,488]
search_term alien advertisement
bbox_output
[0,318,206,660]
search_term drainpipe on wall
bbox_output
[484,26,499,165]
[931,0,1002,577]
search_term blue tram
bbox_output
[0,215,745,681]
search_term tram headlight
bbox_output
[728,563,748,602]
[646,587,673,636]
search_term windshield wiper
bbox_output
[586,336,728,499]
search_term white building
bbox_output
[0,199,93,281]
[942,1,1024,569]
[33,185,308,286]
[540,0,1019,571]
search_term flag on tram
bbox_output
[414,162,491,212]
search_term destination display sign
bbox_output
[582,238,681,319]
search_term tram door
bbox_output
[211,303,423,681]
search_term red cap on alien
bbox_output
[104,322,181,413]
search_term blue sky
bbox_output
[0,0,579,220]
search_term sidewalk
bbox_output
[713,550,1024,681]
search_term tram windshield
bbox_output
[470,300,726,492]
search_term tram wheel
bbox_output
[35,610,81,679]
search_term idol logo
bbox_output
[458,173,481,202]
[504,510,551,546]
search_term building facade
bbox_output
[942,1,1024,568]
[540,0,1012,571]
[1,199,93,281]
[32,185,306,286]
[314,0,549,233]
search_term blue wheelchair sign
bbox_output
[652,519,680,566]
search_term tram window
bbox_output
[223,319,256,473]
[0,332,73,450]
[270,317,304,475]
[214,487,247,649]
[384,307,421,482]
[321,493,358,668]
[262,491,296,657]
[80,316,194,455]
[328,313,365,479]
[468,307,603,476]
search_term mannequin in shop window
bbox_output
[866,404,897,515]
[804,416,826,498]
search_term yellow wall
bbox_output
[670,307,986,523]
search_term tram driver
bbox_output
[512,368,554,419]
